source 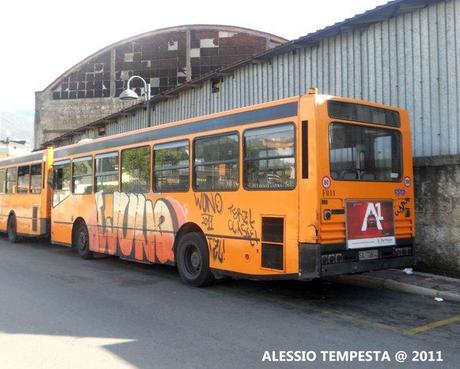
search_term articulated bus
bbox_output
[0,91,415,286]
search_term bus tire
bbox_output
[7,214,19,243]
[73,221,93,260]
[176,232,214,287]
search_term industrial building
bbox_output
[35,25,286,148]
[0,139,31,158]
[38,0,460,275]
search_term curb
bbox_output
[335,275,460,303]
[413,271,460,283]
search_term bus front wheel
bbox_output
[176,232,214,287]
[7,214,19,243]
[73,221,93,260]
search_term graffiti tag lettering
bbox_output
[201,213,214,231]
[194,192,223,231]
[227,204,258,246]
[194,192,223,214]
[91,191,187,264]
[207,237,225,263]
[395,199,410,217]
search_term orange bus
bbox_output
[0,149,52,242]
[0,91,415,286]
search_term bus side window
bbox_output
[194,133,239,191]
[121,146,150,193]
[0,169,6,193]
[17,165,31,193]
[243,124,296,190]
[30,164,42,194]
[154,140,189,192]
[95,153,119,193]
[6,167,18,194]
[72,157,93,194]
[53,161,71,206]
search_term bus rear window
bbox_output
[328,100,400,127]
[329,123,402,182]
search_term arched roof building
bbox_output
[35,24,286,148]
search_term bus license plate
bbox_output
[359,249,379,261]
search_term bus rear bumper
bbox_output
[298,241,416,280]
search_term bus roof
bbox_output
[53,96,301,160]
[0,150,44,168]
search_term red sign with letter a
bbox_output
[346,201,395,249]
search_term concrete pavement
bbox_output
[0,237,459,369]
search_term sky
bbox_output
[0,0,389,118]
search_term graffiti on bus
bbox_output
[88,191,188,264]
[227,204,258,246]
[207,236,226,263]
[193,192,223,231]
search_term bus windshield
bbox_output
[329,122,402,182]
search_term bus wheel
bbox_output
[74,221,93,260]
[176,232,214,287]
[7,215,19,243]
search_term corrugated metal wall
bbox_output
[106,0,460,158]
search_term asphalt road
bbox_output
[0,237,459,369]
